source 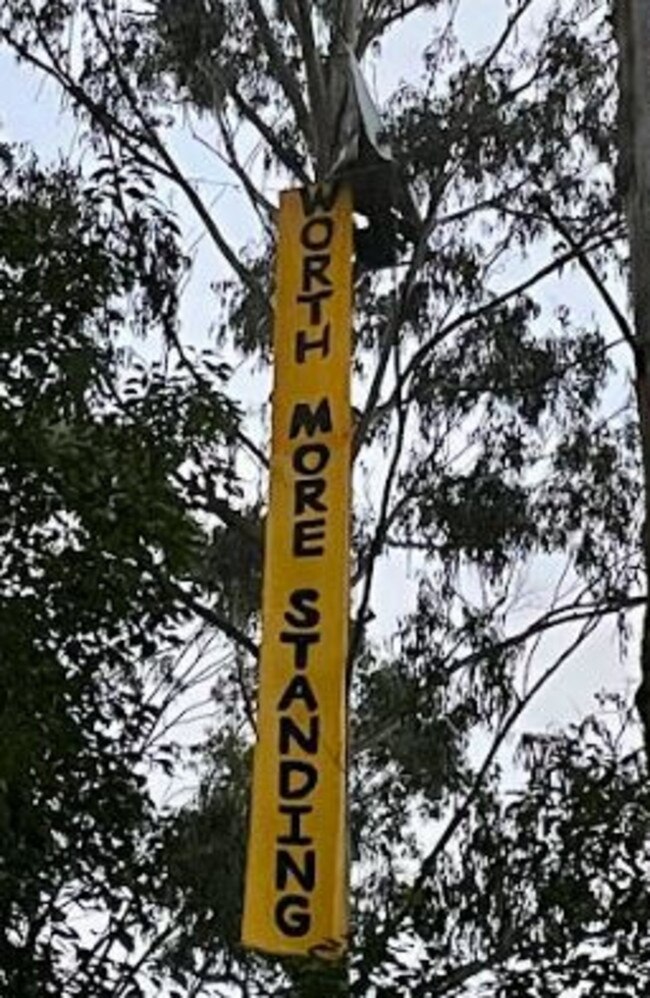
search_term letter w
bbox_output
[289,399,332,439]
[299,183,339,216]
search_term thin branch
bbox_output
[165,321,270,469]
[447,593,646,678]
[85,9,269,310]
[352,201,440,456]
[348,339,409,684]
[236,652,258,735]
[200,487,264,551]
[397,616,601,923]
[537,202,636,352]
[353,592,646,756]
[351,476,425,586]
[286,0,330,172]
[434,927,522,995]
[382,226,622,419]
[213,110,276,233]
[480,0,537,75]
[229,83,310,182]
[69,899,137,988]
[6,21,265,305]
[113,923,178,998]
[434,181,527,227]
[248,0,316,161]
[149,695,218,747]
[141,644,237,752]
[179,590,259,660]
[144,626,217,710]
[2,30,177,181]
[357,0,431,56]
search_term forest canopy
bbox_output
[0,1,649,996]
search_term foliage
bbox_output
[0,1,647,996]
[0,149,241,994]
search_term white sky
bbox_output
[0,5,641,996]
[0,11,642,994]
[0,0,639,740]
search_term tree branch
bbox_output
[536,201,636,352]
[357,0,431,56]
[178,591,259,661]
[229,83,310,183]
[85,8,269,311]
[285,0,331,172]
[165,321,270,470]
[348,340,409,684]
[248,0,316,163]
[480,0,537,76]
[213,110,276,233]
[447,593,646,678]
[380,226,622,420]
[352,202,440,456]
[397,616,602,924]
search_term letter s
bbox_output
[285,588,320,629]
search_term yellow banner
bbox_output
[242,184,353,959]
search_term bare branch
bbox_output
[398,616,602,922]
[85,9,270,310]
[180,591,259,661]
[285,0,330,171]
[348,339,410,684]
[248,0,316,162]
[112,923,178,998]
[212,111,276,233]
[229,83,310,182]
[382,225,623,420]
[357,0,432,56]
[480,0,537,75]
[352,203,440,456]
[536,202,636,352]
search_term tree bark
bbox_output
[615,0,650,757]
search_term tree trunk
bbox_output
[615,0,650,756]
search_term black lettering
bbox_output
[279,715,320,754]
[299,182,339,216]
[284,588,320,629]
[293,518,326,557]
[296,324,330,363]
[301,219,334,252]
[297,288,333,326]
[275,894,311,937]
[280,630,320,668]
[279,759,318,800]
[295,478,327,515]
[278,805,313,846]
[293,443,330,476]
[289,399,332,440]
[301,252,332,291]
[277,674,318,712]
[275,849,316,892]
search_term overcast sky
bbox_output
[0,0,638,765]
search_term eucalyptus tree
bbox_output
[614,0,650,758]
[0,1,648,996]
